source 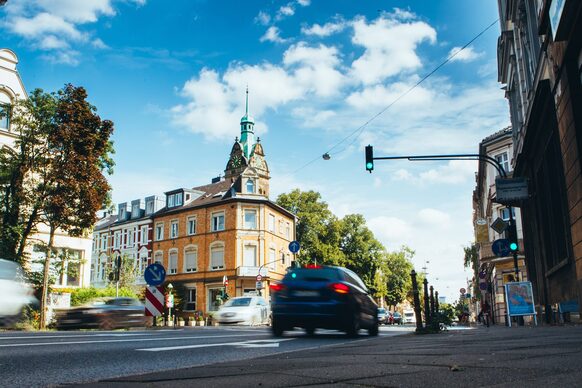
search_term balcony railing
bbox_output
[237,266,268,277]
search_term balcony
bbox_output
[237,266,268,277]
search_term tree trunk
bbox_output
[39,227,55,330]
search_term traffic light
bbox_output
[507,221,519,253]
[115,255,122,281]
[365,145,374,173]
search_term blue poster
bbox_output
[505,281,535,316]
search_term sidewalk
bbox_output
[76,325,582,387]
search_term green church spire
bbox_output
[239,86,255,159]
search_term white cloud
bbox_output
[350,15,436,85]
[278,5,295,17]
[2,0,144,65]
[260,26,288,43]
[255,11,271,26]
[448,46,484,62]
[301,20,347,37]
[417,208,451,228]
[297,0,311,6]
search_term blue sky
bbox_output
[1,0,508,302]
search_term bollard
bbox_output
[423,278,430,326]
[410,270,424,332]
[430,285,435,318]
[435,291,440,313]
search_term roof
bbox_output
[480,126,512,146]
[93,214,118,231]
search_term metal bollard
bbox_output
[410,270,424,332]
[423,278,430,326]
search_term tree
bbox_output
[384,246,415,309]
[463,242,480,298]
[38,84,114,328]
[276,189,344,265]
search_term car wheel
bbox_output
[0,310,22,328]
[368,318,379,336]
[346,311,360,337]
[272,318,284,337]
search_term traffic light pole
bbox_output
[366,149,521,276]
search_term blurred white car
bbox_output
[214,296,270,325]
[0,259,38,327]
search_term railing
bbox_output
[237,266,268,277]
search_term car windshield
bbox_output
[378,308,386,314]
[224,298,252,307]
[283,268,340,282]
[0,260,18,280]
[393,312,401,317]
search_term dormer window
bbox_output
[131,203,140,218]
[167,192,183,208]
[146,201,154,215]
[246,179,255,194]
[119,208,126,220]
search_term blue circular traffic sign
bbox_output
[492,239,511,257]
[144,263,166,286]
[288,240,300,254]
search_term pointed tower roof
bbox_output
[240,86,254,124]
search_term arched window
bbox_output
[154,251,163,265]
[184,245,198,272]
[246,178,255,193]
[210,242,225,270]
[0,92,11,131]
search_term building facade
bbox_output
[473,127,527,325]
[497,0,582,320]
[151,96,295,315]
[0,48,93,288]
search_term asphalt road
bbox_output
[0,324,414,387]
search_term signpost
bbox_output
[504,281,537,327]
[495,177,529,204]
[144,263,166,286]
[459,288,466,294]
[256,274,262,282]
[256,281,263,290]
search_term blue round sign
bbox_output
[288,240,300,254]
[144,263,166,286]
[492,238,511,257]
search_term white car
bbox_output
[0,259,38,327]
[214,296,270,326]
[402,308,416,324]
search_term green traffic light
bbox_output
[509,242,518,251]
[366,162,374,170]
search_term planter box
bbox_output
[166,321,174,327]
[197,321,205,326]
[188,321,196,327]
[178,321,185,327]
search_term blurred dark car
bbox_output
[270,265,379,337]
[0,259,38,327]
[55,297,150,330]
[377,307,389,325]
[392,311,402,325]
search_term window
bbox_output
[100,235,107,251]
[187,216,197,235]
[140,225,148,245]
[98,254,108,280]
[246,179,255,193]
[167,192,183,208]
[211,212,225,232]
[184,246,198,272]
[268,214,275,232]
[114,231,121,249]
[127,228,134,248]
[285,222,290,239]
[170,220,179,238]
[155,223,164,241]
[146,201,154,215]
[119,207,126,220]
[132,203,140,218]
[495,152,510,175]
[269,248,276,270]
[138,251,148,277]
[154,251,163,265]
[210,243,225,270]
[244,209,257,229]
[168,250,178,274]
[184,288,196,311]
[0,102,10,130]
[243,245,257,267]
[279,220,283,234]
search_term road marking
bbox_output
[137,338,295,352]
[0,332,166,340]
[0,333,266,348]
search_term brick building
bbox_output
[497,0,582,320]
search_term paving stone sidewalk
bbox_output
[75,325,582,388]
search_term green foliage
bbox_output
[69,287,139,306]
[384,246,415,308]
[463,242,480,298]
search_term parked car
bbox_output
[270,265,379,337]
[377,308,389,325]
[0,259,38,327]
[214,296,270,325]
[55,297,150,330]
[403,308,416,324]
[392,311,402,325]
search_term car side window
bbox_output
[343,268,368,292]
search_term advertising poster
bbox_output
[504,281,535,316]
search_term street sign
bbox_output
[223,275,228,286]
[289,240,300,254]
[144,263,166,286]
[492,238,511,257]
[479,282,488,291]
[495,177,529,204]
[256,281,263,289]
[256,274,262,282]
[145,286,164,317]
[460,288,466,294]
[490,217,509,234]
[166,293,174,308]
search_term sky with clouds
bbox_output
[1,0,508,302]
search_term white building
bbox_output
[0,48,92,288]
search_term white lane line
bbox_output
[0,333,267,348]
[0,332,162,340]
[137,338,295,352]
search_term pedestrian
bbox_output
[482,301,491,327]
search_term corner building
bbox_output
[152,96,296,315]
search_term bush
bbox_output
[70,287,139,306]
